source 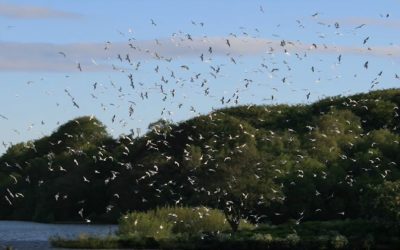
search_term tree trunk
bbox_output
[224,206,241,232]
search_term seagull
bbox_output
[5,196,12,205]
[58,51,66,57]
[355,24,366,29]
[181,65,189,70]
[9,174,18,184]
[78,208,84,218]
[311,12,319,17]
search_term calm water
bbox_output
[0,220,117,249]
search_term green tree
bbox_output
[370,181,400,227]
[186,115,280,231]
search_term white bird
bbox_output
[78,208,84,218]
[9,174,18,184]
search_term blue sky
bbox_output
[0,0,399,155]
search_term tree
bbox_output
[185,115,280,232]
[369,181,400,227]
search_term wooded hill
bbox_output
[1,88,399,227]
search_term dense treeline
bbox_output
[1,88,400,228]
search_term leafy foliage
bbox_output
[1,89,400,231]
[118,206,251,238]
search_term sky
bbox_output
[0,0,399,155]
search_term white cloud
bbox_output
[0,37,398,72]
[0,3,82,19]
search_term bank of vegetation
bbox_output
[1,89,400,248]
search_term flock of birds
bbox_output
[1,7,400,224]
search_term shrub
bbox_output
[362,234,375,250]
[118,210,173,239]
[285,233,300,245]
[330,234,348,249]
[118,206,253,239]
[251,233,273,242]
[156,206,230,235]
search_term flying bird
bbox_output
[58,51,66,57]
[355,24,366,29]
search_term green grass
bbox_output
[50,235,120,249]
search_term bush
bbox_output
[156,206,231,235]
[285,233,300,245]
[250,233,273,242]
[362,234,375,250]
[119,206,253,239]
[118,210,174,239]
[330,234,348,249]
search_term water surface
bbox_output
[0,220,117,249]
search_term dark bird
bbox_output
[355,24,366,29]
[58,51,66,57]
[77,63,82,71]
[364,61,369,69]
[311,12,319,17]
[363,37,370,45]
[181,65,189,70]
[334,22,340,29]
[125,54,131,63]
[72,101,80,109]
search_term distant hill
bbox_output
[1,88,400,224]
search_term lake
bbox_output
[0,220,118,249]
